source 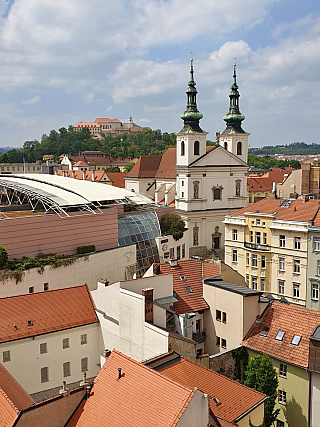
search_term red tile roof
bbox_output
[158,260,219,314]
[66,350,196,427]
[94,118,121,123]
[55,170,109,182]
[243,301,320,368]
[231,197,320,223]
[159,357,266,424]
[155,148,177,179]
[105,172,125,188]
[247,177,274,193]
[0,285,98,343]
[263,170,292,183]
[73,161,89,167]
[125,155,162,178]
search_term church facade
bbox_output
[175,59,249,259]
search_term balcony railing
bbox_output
[244,242,271,251]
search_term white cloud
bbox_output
[82,93,95,104]
[137,118,151,123]
[22,95,41,105]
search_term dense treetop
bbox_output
[249,142,320,156]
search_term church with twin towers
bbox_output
[125,58,249,259]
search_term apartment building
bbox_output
[224,197,320,305]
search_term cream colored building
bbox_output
[0,286,100,395]
[224,197,318,306]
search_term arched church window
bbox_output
[237,141,242,155]
[224,141,228,150]
[194,141,200,155]
[193,181,200,199]
[235,180,241,197]
[181,141,185,156]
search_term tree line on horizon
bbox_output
[249,141,320,156]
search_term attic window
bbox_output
[275,330,285,341]
[186,286,193,294]
[180,275,186,281]
[212,397,220,405]
[280,199,293,208]
[291,335,301,346]
[27,320,33,326]
[260,328,269,338]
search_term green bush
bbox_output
[0,246,8,268]
[77,245,96,255]
[160,214,186,241]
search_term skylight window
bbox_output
[280,199,293,208]
[275,330,285,341]
[186,286,193,294]
[180,275,186,281]
[291,335,301,346]
[212,397,220,405]
[260,328,269,338]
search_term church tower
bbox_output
[219,62,249,163]
[176,58,208,167]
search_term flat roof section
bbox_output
[204,276,262,296]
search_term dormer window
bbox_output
[260,328,269,338]
[180,275,186,281]
[275,330,285,341]
[194,141,200,155]
[186,286,193,293]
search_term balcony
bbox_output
[244,242,271,251]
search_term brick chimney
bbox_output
[301,163,311,195]
[153,263,161,275]
[142,288,154,324]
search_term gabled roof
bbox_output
[188,144,247,168]
[66,350,196,427]
[0,363,34,427]
[73,161,89,167]
[105,172,125,188]
[242,301,320,368]
[158,260,219,314]
[0,285,98,343]
[55,170,110,182]
[158,356,266,424]
[247,176,274,193]
[155,147,177,179]
[94,118,121,123]
[230,197,320,223]
[125,155,162,178]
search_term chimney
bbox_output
[82,170,86,180]
[92,170,95,182]
[80,372,89,387]
[142,288,154,324]
[301,194,309,203]
[59,381,69,396]
[153,263,161,275]
[301,163,311,194]
[72,170,75,179]
[117,368,125,381]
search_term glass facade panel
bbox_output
[118,211,161,277]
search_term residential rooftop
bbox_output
[242,300,320,368]
[0,285,98,343]
[204,276,262,297]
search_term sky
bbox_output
[0,0,320,149]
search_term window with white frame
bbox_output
[41,367,49,383]
[250,231,253,243]
[293,283,300,298]
[252,277,257,290]
[263,233,267,245]
[221,338,227,349]
[256,219,261,226]
[279,280,285,295]
[261,255,266,269]
[278,390,287,405]
[279,235,286,248]
[279,363,287,378]
[294,259,300,274]
[233,229,238,241]
[279,257,285,271]
[252,254,258,267]
[312,284,319,300]
[256,232,261,245]
[317,260,320,276]
[232,250,238,262]
[314,237,320,251]
[246,253,250,267]
[261,278,265,292]
[294,237,301,250]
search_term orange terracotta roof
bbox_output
[56,170,110,182]
[66,350,196,427]
[230,197,320,223]
[0,364,34,411]
[243,301,320,368]
[94,118,121,123]
[159,357,266,424]
[0,391,18,427]
[262,170,292,183]
[203,262,220,279]
[73,161,89,167]
[0,285,98,343]
[125,155,162,178]
[155,148,176,179]
[247,177,274,193]
[73,122,100,128]
[105,172,125,188]
[158,260,219,314]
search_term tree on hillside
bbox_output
[244,353,280,427]
[124,161,136,172]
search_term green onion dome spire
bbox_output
[180,57,205,133]
[222,60,247,135]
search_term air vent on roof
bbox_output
[186,286,193,294]
[27,320,33,326]
[212,397,220,405]
[291,335,301,346]
[275,330,285,341]
[180,275,186,281]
